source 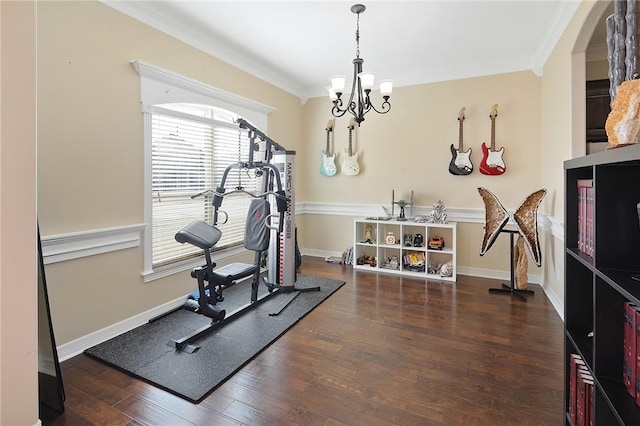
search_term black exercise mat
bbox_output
[84,274,345,403]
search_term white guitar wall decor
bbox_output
[342,117,360,176]
[320,118,337,176]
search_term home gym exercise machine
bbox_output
[170,118,319,353]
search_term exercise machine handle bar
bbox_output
[191,163,288,231]
[190,187,288,203]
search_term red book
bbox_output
[624,302,638,396]
[569,353,586,424]
[635,307,640,407]
[577,369,594,426]
[587,378,594,426]
[586,186,594,256]
[578,185,585,252]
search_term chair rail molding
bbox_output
[41,224,145,265]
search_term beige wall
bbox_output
[540,0,607,312]
[1,1,39,425]
[302,71,542,208]
[299,71,543,277]
[586,58,609,81]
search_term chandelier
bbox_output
[327,4,393,126]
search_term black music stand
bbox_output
[488,229,535,302]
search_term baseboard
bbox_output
[56,295,186,362]
[540,280,564,321]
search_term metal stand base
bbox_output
[488,229,535,302]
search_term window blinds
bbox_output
[151,110,261,267]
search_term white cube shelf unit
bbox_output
[353,218,457,282]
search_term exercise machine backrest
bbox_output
[244,198,270,252]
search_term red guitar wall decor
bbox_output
[479,104,506,176]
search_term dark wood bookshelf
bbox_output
[564,143,640,425]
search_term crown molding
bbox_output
[102,1,308,103]
[532,0,581,76]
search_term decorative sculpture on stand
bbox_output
[478,187,546,293]
[478,187,546,266]
[514,235,528,290]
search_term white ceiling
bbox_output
[104,1,582,102]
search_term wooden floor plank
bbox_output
[43,256,564,426]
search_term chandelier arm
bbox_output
[368,98,392,115]
[331,58,360,119]
[331,102,349,118]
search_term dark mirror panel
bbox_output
[38,226,65,415]
[586,79,611,143]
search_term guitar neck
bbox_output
[458,120,464,150]
[490,118,495,151]
[347,118,355,155]
[326,130,331,152]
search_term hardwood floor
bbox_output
[41,256,564,425]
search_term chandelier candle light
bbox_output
[328,3,393,126]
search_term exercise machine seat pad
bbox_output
[245,198,270,252]
[175,220,222,250]
[211,262,256,282]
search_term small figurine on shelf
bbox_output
[382,256,399,270]
[428,236,445,250]
[357,254,377,267]
[440,260,453,277]
[385,232,396,245]
[389,256,399,270]
[361,223,374,244]
[429,200,448,224]
[413,233,424,247]
[404,233,413,246]
[404,251,426,272]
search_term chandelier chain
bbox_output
[355,12,360,58]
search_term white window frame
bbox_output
[133,60,275,282]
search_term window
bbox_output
[151,104,266,267]
[134,61,274,281]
